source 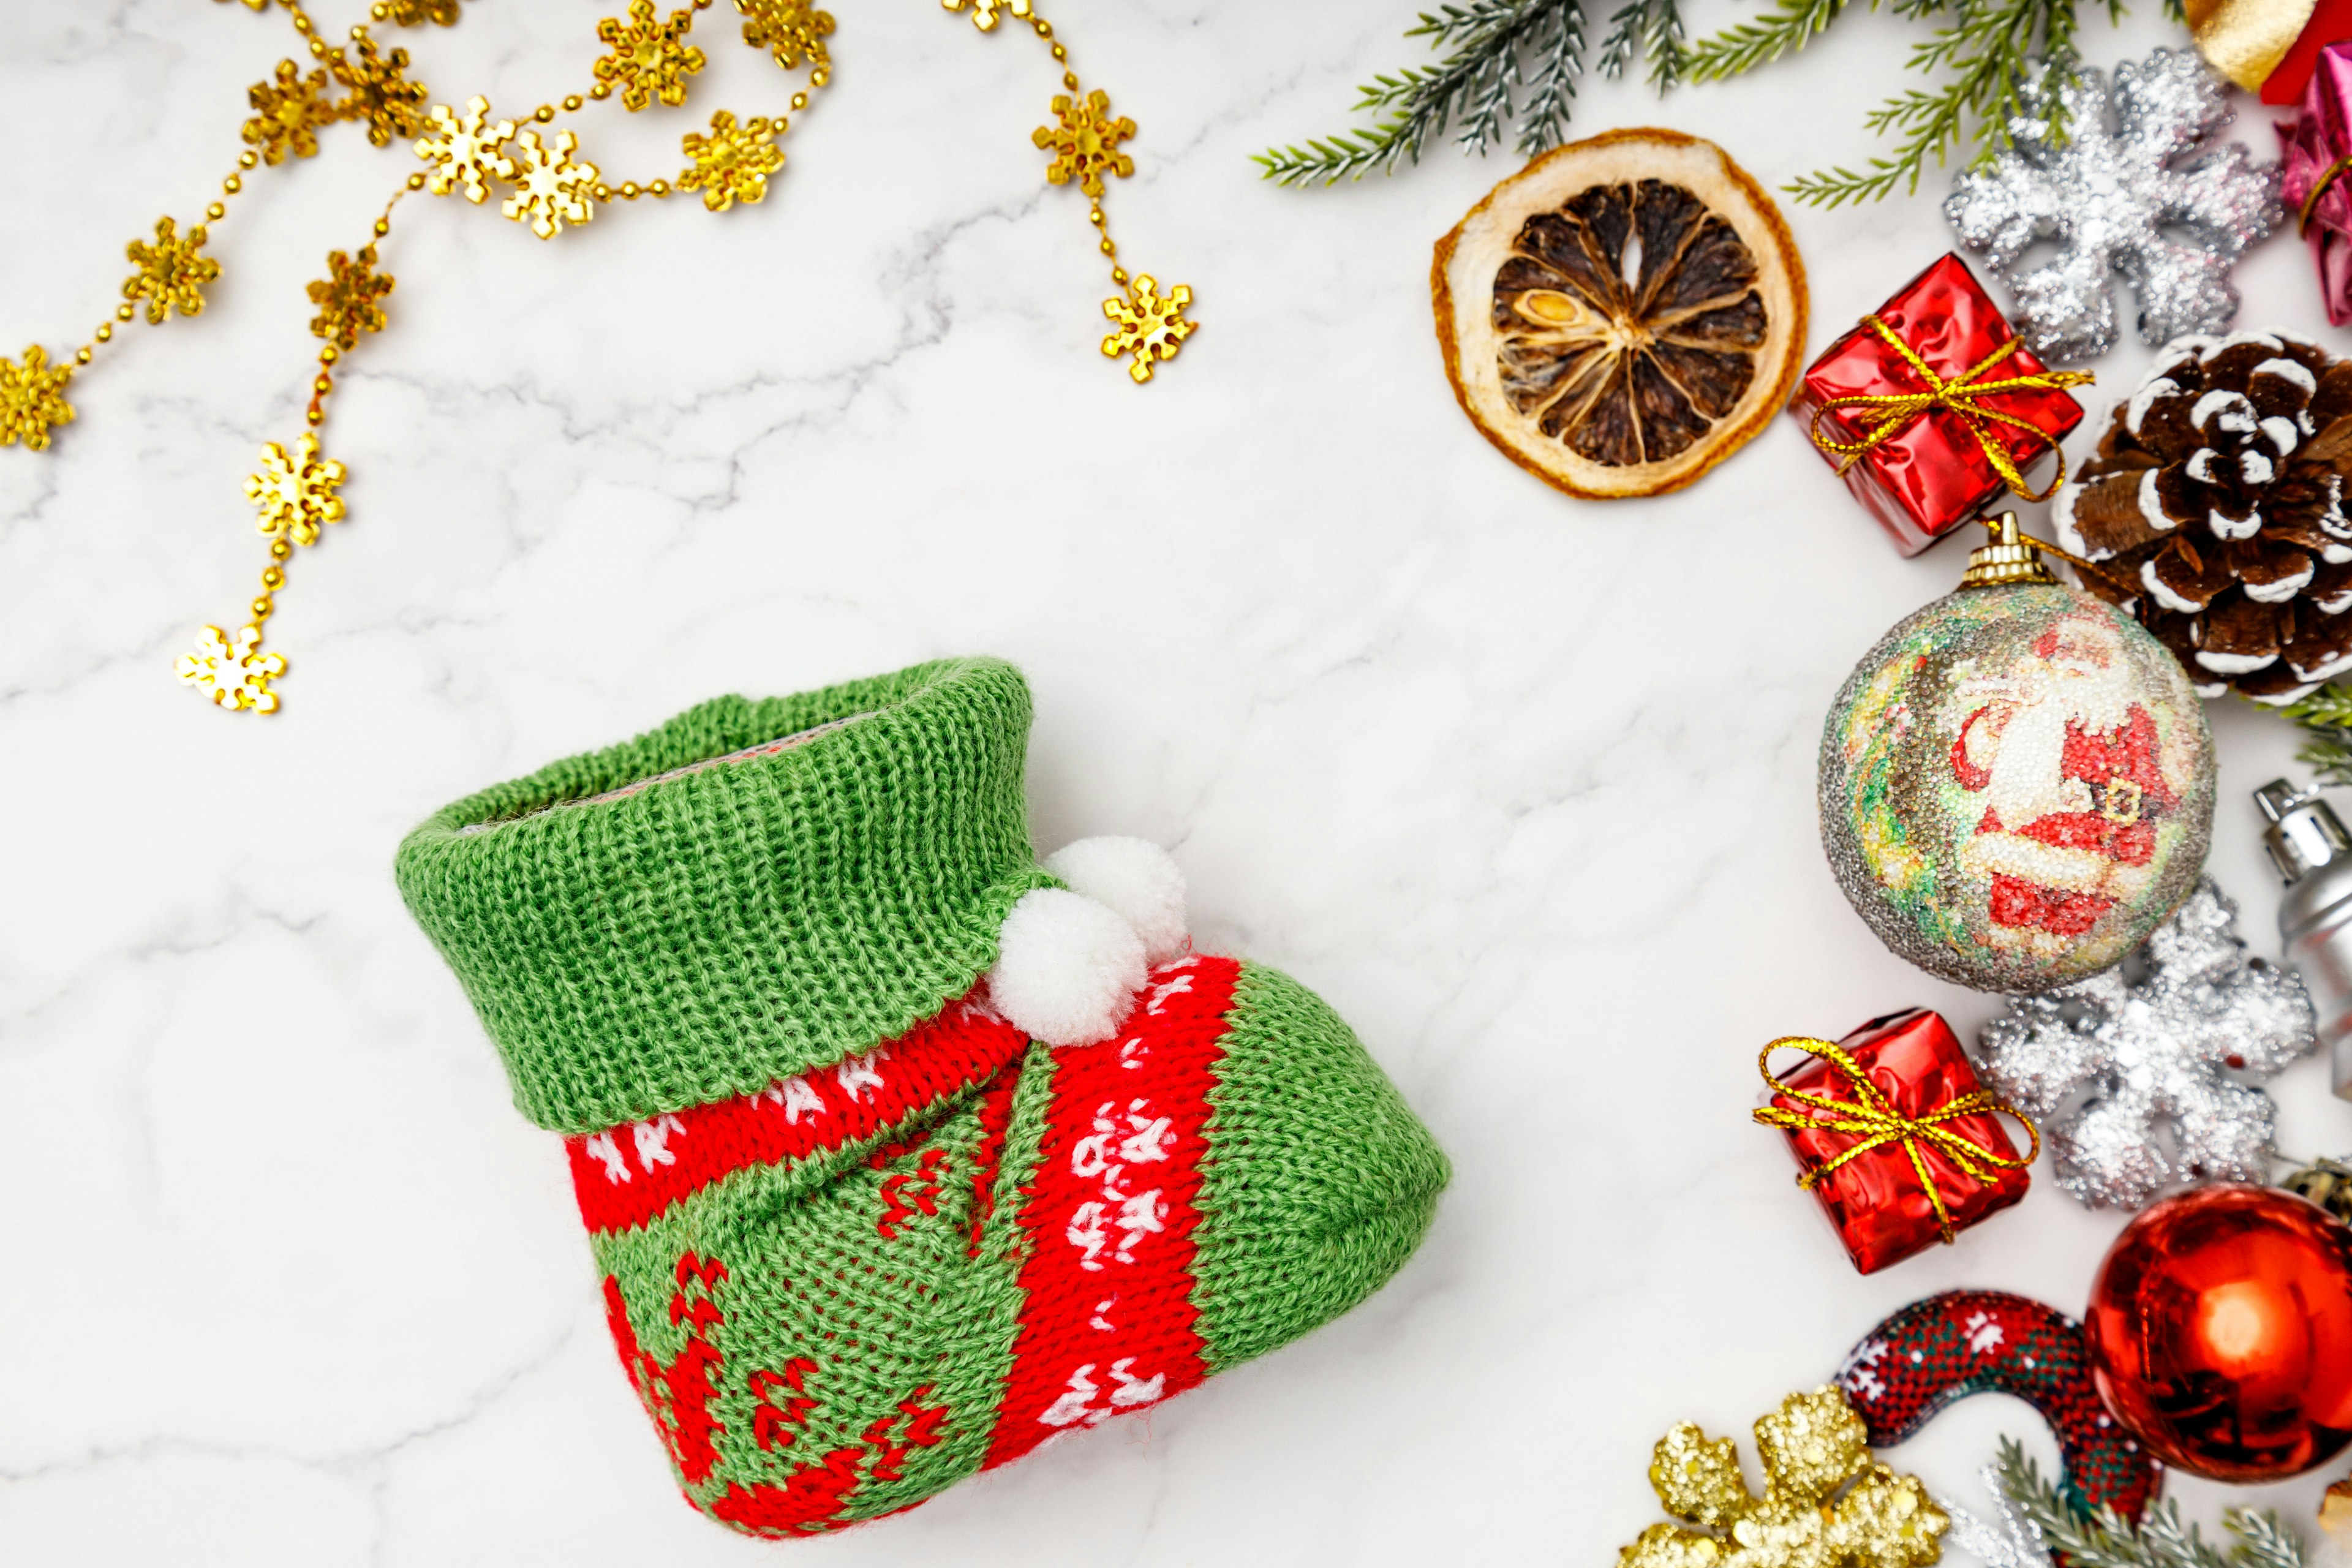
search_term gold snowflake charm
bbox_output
[737,0,833,73]
[594,1,706,111]
[1036,89,1135,197]
[307,248,395,349]
[502,129,600,239]
[1618,1387,1947,1568]
[1101,274,1194,384]
[247,433,347,546]
[124,217,220,325]
[679,111,784,212]
[1,346,75,452]
[178,624,286,714]
[942,0,1031,31]
[244,60,337,165]
[333,26,432,147]
[417,96,514,203]
[374,0,462,24]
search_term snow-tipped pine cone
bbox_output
[2056,331,2352,704]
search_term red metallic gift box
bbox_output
[1790,254,2087,556]
[1758,1008,2036,1275]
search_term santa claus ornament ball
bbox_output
[2085,1183,2352,1481]
[1820,516,2216,993]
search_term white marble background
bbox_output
[3,0,2350,1562]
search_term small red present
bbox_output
[1790,254,2091,556]
[1755,1009,2038,1275]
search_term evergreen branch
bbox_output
[1992,1437,2307,1568]
[1518,1,1587,154]
[2282,684,2352,786]
[1599,0,1685,88]
[1256,0,1602,184]
[1681,0,1849,83]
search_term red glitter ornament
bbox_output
[2084,1183,2352,1482]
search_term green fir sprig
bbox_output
[2277,685,2352,787]
[1254,0,1681,186]
[1258,0,2170,204]
[1992,1438,2305,1568]
[1686,0,2124,206]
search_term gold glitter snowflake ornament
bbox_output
[244,60,337,165]
[594,1,706,111]
[1036,89,1134,197]
[416,97,514,203]
[679,111,784,211]
[247,433,347,545]
[177,624,286,714]
[308,248,394,348]
[1102,275,1194,383]
[124,217,220,325]
[503,129,600,239]
[737,0,833,74]
[1618,1387,1948,1568]
[0,347,74,451]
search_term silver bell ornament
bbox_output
[1819,514,2217,992]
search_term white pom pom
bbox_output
[987,888,1148,1047]
[1043,836,1189,967]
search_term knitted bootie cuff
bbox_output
[396,657,1057,1133]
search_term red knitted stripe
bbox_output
[984,955,1238,1469]
[566,989,1030,1234]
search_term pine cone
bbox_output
[2056,331,2352,703]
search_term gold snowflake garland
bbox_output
[372,0,463,24]
[594,0,707,111]
[244,59,338,164]
[247,433,349,545]
[1036,88,1134,196]
[177,624,286,714]
[1103,275,1194,383]
[417,97,515,203]
[991,9,1196,382]
[309,247,395,347]
[680,111,785,210]
[0,347,75,452]
[504,129,601,239]
[334,26,432,146]
[9,0,1191,716]
[124,217,221,324]
[1617,1387,1949,1568]
[737,0,832,75]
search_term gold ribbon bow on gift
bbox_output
[1752,1038,2041,1245]
[1807,317,2095,503]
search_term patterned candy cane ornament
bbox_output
[1837,1291,2160,1523]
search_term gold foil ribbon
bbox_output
[1753,1038,2041,1245]
[1808,316,2094,503]
[2185,0,2315,91]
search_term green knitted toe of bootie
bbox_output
[396,657,1449,1539]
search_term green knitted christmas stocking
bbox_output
[396,658,1450,1539]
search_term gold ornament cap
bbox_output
[1959,511,2058,589]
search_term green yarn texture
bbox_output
[1189,963,1452,1371]
[396,657,1057,1133]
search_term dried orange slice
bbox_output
[1433,128,1807,500]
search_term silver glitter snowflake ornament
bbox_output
[1977,878,2315,1209]
[1945,48,2282,361]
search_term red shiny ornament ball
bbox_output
[2084,1183,2352,1481]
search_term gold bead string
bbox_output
[6,0,1186,717]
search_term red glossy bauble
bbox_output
[2084,1183,2352,1481]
